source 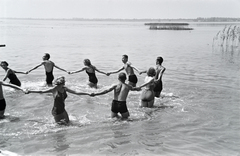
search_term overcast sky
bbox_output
[0,0,239,19]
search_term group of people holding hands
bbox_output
[0,53,165,125]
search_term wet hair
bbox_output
[44,53,50,59]
[54,76,65,85]
[122,55,128,59]
[1,61,8,66]
[118,72,127,82]
[156,57,163,64]
[147,67,156,77]
[84,59,92,66]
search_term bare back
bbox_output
[124,63,134,76]
[43,60,54,72]
[113,83,131,101]
[155,65,165,80]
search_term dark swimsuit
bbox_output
[128,74,138,84]
[86,71,98,84]
[46,71,54,85]
[52,90,67,116]
[111,100,128,114]
[8,73,21,86]
[153,80,163,92]
[0,99,6,111]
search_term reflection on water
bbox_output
[213,44,240,65]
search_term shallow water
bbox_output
[0,19,240,156]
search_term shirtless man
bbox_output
[91,72,140,119]
[27,53,68,86]
[153,57,166,97]
[107,55,140,87]
[0,81,26,118]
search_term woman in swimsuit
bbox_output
[136,67,156,108]
[68,59,109,88]
[27,76,91,125]
[1,61,27,87]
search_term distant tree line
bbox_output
[194,17,240,22]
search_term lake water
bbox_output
[0,19,240,156]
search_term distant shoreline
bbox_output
[0,17,240,22]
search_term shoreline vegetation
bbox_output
[0,17,240,22]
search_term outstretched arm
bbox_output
[130,64,141,74]
[65,87,90,96]
[27,63,43,73]
[91,85,116,96]
[136,78,155,90]
[95,67,108,76]
[1,81,26,93]
[108,67,124,75]
[13,70,27,74]
[54,64,68,73]
[139,70,147,75]
[27,87,54,94]
[69,67,86,74]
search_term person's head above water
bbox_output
[122,55,128,63]
[84,59,91,66]
[118,72,127,82]
[156,56,163,65]
[54,76,65,86]
[43,53,50,60]
[147,67,156,77]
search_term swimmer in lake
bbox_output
[26,76,90,125]
[1,61,27,86]
[27,53,68,86]
[136,67,156,108]
[107,55,140,87]
[68,59,109,88]
[90,72,140,119]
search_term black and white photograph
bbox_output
[0,0,239,155]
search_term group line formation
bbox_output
[0,53,165,125]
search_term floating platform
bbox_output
[145,23,193,30]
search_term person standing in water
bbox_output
[68,59,109,88]
[27,53,68,86]
[90,72,140,119]
[0,81,26,118]
[136,67,156,108]
[26,76,91,125]
[107,55,140,87]
[1,61,27,86]
[140,56,166,98]
[153,57,166,98]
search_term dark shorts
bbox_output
[128,74,138,84]
[154,80,162,92]
[111,100,128,114]
[0,99,6,111]
[46,72,54,85]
